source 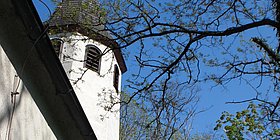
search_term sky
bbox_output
[32,0,277,137]
[191,25,278,134]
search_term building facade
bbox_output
[0,46,57,140]
[50,32,124,139]
[0,0,126,139]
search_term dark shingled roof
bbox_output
[48,0,127,73]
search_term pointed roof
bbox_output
[48,0,108,37]
[48,0,127,73]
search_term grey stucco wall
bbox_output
[0,46,56,140]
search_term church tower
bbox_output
[48,0,127,139]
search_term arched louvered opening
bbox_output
[113,64,120,93]
[85,45,102,73]
[50,38,63,58]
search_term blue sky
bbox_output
[32,0,277,137]
[191,25,277,134]
[33,0,55,21]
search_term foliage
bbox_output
[190,132,219,140]
[120,85,199,139]
[215,103,280,139]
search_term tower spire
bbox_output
[49,0,100,27]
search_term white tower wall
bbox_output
[51,33,121,140]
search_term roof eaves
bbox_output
[47,0,127,74]
[48,24,127,73]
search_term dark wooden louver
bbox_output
[113,65,119,92]
[85,45,101,72]
[48,0,127,74]
[51,39,62,57]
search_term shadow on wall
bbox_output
[0,47,56,140]
[0,47,25,139]
[0,78,24,140]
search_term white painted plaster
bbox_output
[0,32,123,140]
[51,32,122,140]
[0,46,56,140]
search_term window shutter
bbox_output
[113,65,119,92]
[51,39,63,57]
[85,45,101,73]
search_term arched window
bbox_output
[113,65,120,93]
[85,45,102,73]
[50,38,63,57]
